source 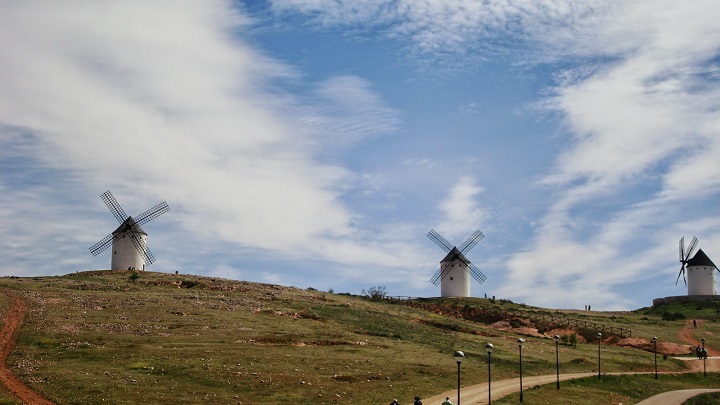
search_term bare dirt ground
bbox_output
[0,291,54,405]
[679,319,720,355]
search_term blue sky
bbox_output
[1,1,720,310]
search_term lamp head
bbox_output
[652,336,657,342]
[517,338,525,347]
[454,350,465,364]
[554,335,560,342]
[485,343,494,353]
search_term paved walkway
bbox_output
[635,388,720,405]
[425,372,611,404]
[426,319,720,404]
[424,358,720,404]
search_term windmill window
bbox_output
[450,277,453,280]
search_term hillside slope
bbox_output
[0,271,706,404]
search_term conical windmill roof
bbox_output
[441,247,471,264]
[112,216,147,236]
[687,249,717,269]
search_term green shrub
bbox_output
[661,311,686,321]
[362,286,387,301]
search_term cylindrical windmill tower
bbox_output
[428,229,487,298]
[687,249,718,296]
[677,237,719,296]
[110,217,147,271]
[439,249,471,297]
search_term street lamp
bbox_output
[652,337,658,379]
[486,343,494,405]
[454,350,464,405]
[702,338,706,377]
[554,335,560,389]
[597,332,602,379]
[517,338,525,402]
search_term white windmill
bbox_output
[89,191,170,271]
[676,236,719,296]
[427,229,487,297]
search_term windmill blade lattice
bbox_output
[427,229,453,253]
[128,230,156,264]
[427,228,487,286]
[459,229,484,254]
[679,236,685,263]
[430,264,454,286]
[89,233,117,256]
[101,191,128,224]
[89,191,169,265]
[675,263,683,286]
[468,262,487,284]
[134,201,170,227]
[676,236,698,286]
[686,237,699,261]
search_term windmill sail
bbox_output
[89,191,169,268]
[427,230,487,291]
[427,229,453,253]
[676,236,699,286]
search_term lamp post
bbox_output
[554,335,560,389]
[454,350,464,405]
[652,337,658,379]
[517,338,525,402]
[486,343,494,405]
[702,338,706,377]
[597,332,602,379]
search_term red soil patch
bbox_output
[678,319,720,356]
[617,337,691,355]
[0,291,54,404]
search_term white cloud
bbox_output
[2,0,719,309]
[0,1,412,276]
[294,75,401,151]
[434,176,489,239]
[266,0,720,307]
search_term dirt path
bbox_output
[635,388,720,405]
[679,319,719,355]
[0,291,54,405]
[425,319,720,404]
[424,372,596,404]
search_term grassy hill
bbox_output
[0,271,718,404]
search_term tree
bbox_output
[362,286,387,301]
[129,272,140,283]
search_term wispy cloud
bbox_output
[434,176,489,239]
[0,1,411,276]
[270,0,720,307]
[2,0,719,309]
[511,1,720,308]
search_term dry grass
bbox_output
[0,271,710,404]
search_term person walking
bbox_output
[389,399,399,405]
[441,396,452,405]
[414,396,422,405]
